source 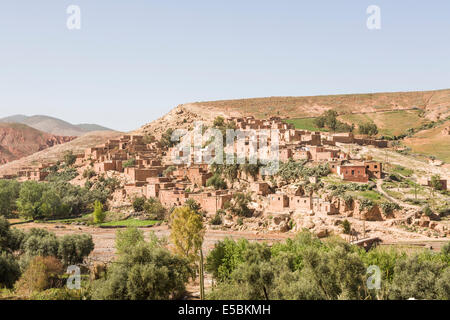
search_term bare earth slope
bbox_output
[0,130,122,175]
[403,120,450,163]
[135,89,450,138]
[0,123,76,164]
[188,88,450,120]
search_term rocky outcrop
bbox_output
[0,123,76,164]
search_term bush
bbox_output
[210,212,222,226]
[91,242,192,300]
[93,201,106,223]
[359,122,379,136]
[341,219,352,235]
[206,174,227,190]
[226,193,253,217]
[82,168,96,179]
[143,198,167,220]
[115,227,144,255]
[15,256,64,296]
[58,234,94,266]
[122,158,136,168]
[0,251,21,289]
[63,151,76,166]
[380,202,401,215]
[132,197,146,212]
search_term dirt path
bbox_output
[376,179,420,210]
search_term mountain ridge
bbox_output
[0,114,112,136]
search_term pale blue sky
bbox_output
[0,1,449,131]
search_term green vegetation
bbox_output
[99,219,159,227]
[206,231,450,300]
[392,165,414,177]
[160,128,176,148]
[0,180,20,217]
[277,160,330,184]
[338,109,427,138]
[359,122,379,136]
[341,220,352,235]
[122,158,136,168]
[91,230,192,300]
[313,110,353,132]
[0,217,93,291]
[93,201,105,223]
[63,150,76,166]
[224,192,253,217]
[284,118,328,132]
[206,173,227,190]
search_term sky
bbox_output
[0,1,449,132]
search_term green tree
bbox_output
[63,150,77,166]
[92,239,192,300]
[206,174,227,190]
[170,206,205,263]
[143,197,167,220]
[115,227,145,255]
[226,192,253,217]
[430,175,443,191]
[93,200,106,223]
[0,251,20,289]
[16,181,47,219]
[0,180,20,217]
[132,197,146,212]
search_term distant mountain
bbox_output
[0,115,113,136]
[0,130,123,175]
[0,123,76,164]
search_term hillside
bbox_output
[0,130,122,175]
[0,115,112,136]
[0,123,76,164]
[136,88,450,139]
[403,120,450,163]
[187,88,450,121]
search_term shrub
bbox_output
[359,122,379,136]
[91,242,192,300]
[63,151,76,166]
[57,234,94,266]
[82,168,96,179]
[341,219,352,235]
[380,202,401,215]
[143,197,167,220]
[15,256,64,296]
[93,201,105,224]
[0,251,21,289]
[122,158,136,168]
[423,205,434,217]
[115,227,145,255]
[206,174,227,190]
[163,166,176,177]
[227,193,253,217]
[132,197,146,212]
[210,212,222,225]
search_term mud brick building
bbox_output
[337,163,369,182]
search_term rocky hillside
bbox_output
[135,89,450,138]
[0,130,123,175]
[0,115,112,136]
[0,123,76,164]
